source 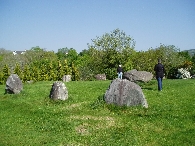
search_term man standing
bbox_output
[117,65,123,79]
[154,59,166,91]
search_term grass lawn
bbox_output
[0,79,195,146]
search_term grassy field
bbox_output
[0,79,195,146]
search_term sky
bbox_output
[0,0,195,53]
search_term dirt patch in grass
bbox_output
[67,102,87,109]
[71,115,115,135]
[75,123,90,135]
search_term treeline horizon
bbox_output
[0,29,195,84]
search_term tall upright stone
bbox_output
[5,74,23,94]
[49,81,68,100]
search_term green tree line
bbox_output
[0,28,194,84]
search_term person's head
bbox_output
[119,65,121,67]
[158,59,161,63]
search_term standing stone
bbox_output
[123,69,153,82]
[5,74,23,94]
[104,78,148,108]
[62,75,71,82]
[49,81,68,100]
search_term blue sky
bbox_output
[0,0,195,53]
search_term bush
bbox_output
[167,67,178,79]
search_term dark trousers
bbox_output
[156,77,163,91]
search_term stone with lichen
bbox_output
[49,81,68,100]
[104,78,148,108]
[5,74,23,94]
[123,69,153,82]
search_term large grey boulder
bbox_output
[123,69,153,82]
[49,81,68,100]
[104,79,148,108]
[5,74,23,94]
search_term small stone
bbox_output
[49,81,68,100]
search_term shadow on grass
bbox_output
[90,95,152,118]
[141,87,153,90]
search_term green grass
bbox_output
[0,79,195,146]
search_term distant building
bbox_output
[13,50,26,55]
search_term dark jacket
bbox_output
[154,63,165,78]
[117,67,123,73]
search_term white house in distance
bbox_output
[13,50,26,55]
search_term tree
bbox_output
[48,62,57,81]
[30,46,44,52]
[56,47,78,64]
[67,48,78,63]
[56,47,69,60]
[23,65,31,82]
[71,62,79,81]
[0,48,10,63]
[76,49,94,80]
[24,46,58,66]
[178,51,191,61]
[2,64,11,83]
[62,59,71,75]
[56,60,64,81]
[0,71,4,85]
[14,63,23,80]
[78,49,89,56]
[31,66,41,81]
[132,49,157,72]
[130,44,187,79]
[149,44,186,78]
[87,28,136,79]
[0,49,15,72]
